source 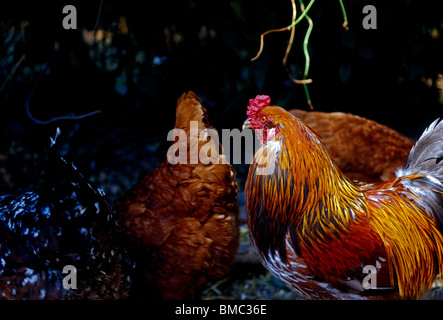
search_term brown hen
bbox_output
[115,91,239,300]
[289,109,414,182]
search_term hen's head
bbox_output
[243,95,281,145]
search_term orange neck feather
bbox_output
[246,107,367,260]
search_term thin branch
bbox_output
[93,0,104,36]
[251,26,292,62]
[251,0,349,110]
[300,2,313,78]
[25,67,101,125]
[291,0,316,28]
[338,0,349,31]
[298,0,314,109]
[282,0,297,67]
[283,0,313,85]
[251,0,316,62]
[0,54,26,93]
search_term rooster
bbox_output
[243,95,443,300]
[115,91,239,300]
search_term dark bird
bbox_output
[0,129,131,299]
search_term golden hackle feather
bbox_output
[247,105,443,299]
[248,106,366,238]
[365,178,443,298]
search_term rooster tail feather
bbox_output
[396,118,443,230]
[400,119,443,176]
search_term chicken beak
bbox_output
[242,119,252,130]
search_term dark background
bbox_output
[1,0,442,198]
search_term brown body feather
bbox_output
[289,109,414,182]
[115,92,239,299]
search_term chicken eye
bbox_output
[260,116,267,123]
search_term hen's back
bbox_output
[290,109,414,182]
[115,91,239,299]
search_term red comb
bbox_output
[247,95,271,118]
